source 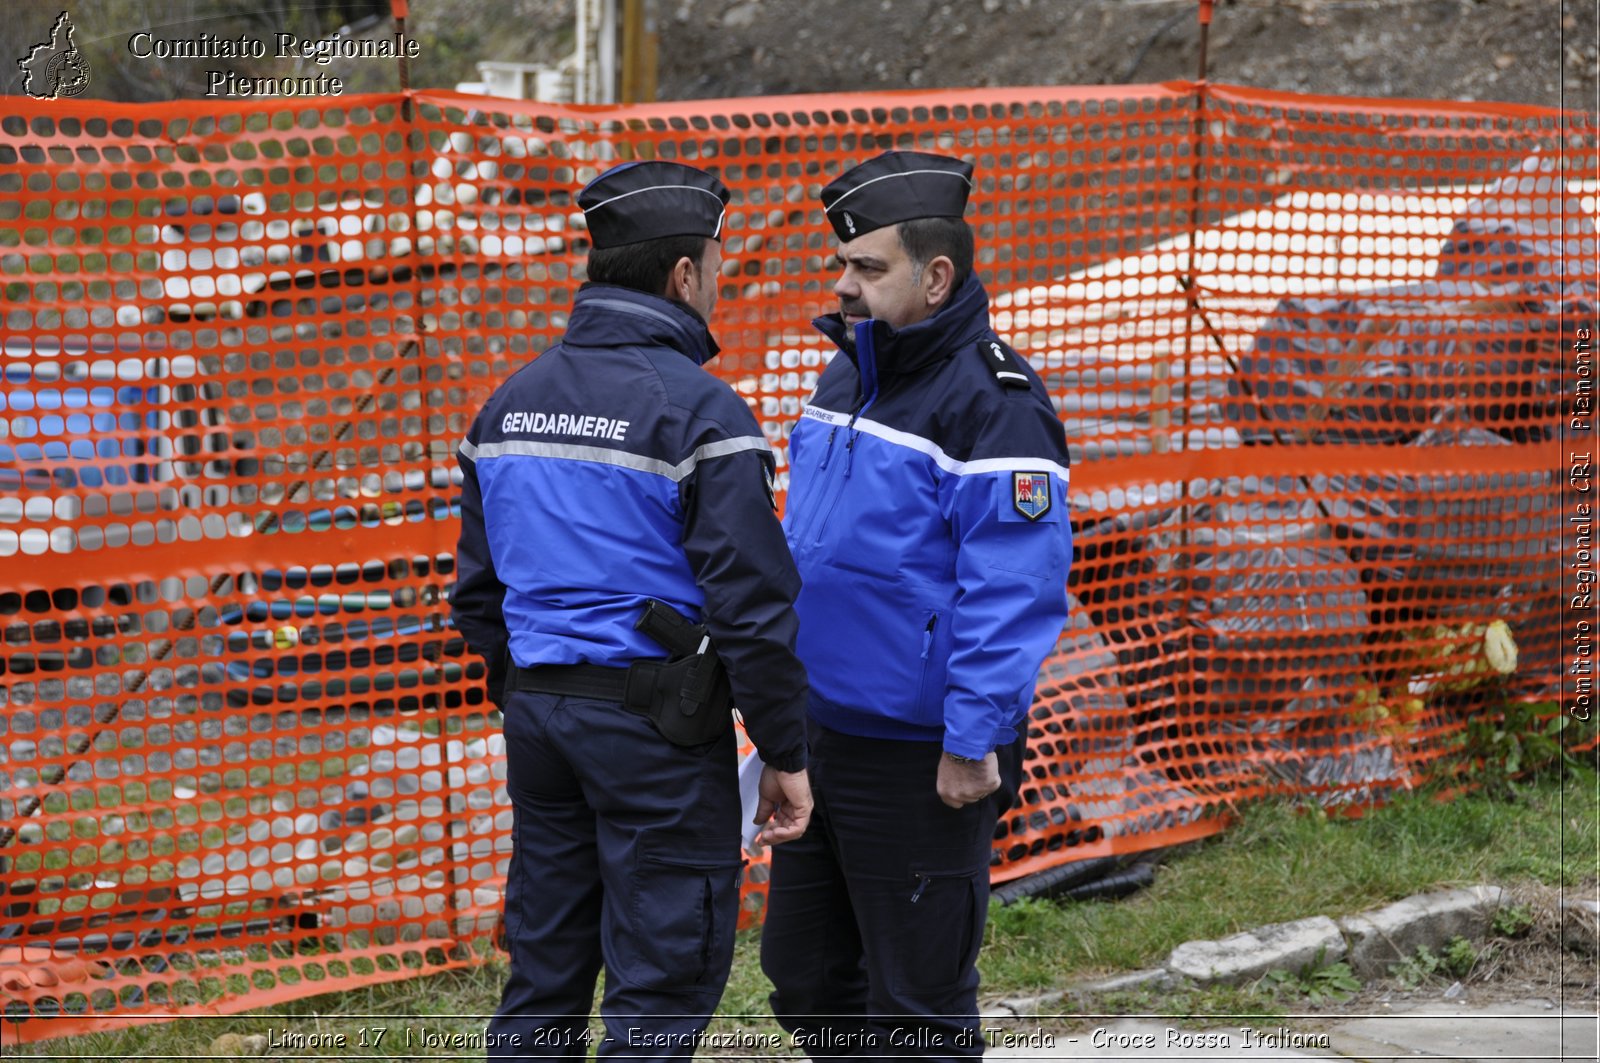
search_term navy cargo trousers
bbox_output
[487,689,742,1061]
[761,724,1024,1063]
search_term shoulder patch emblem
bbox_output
[978,339,1032,390]
[1012,472,1052,520]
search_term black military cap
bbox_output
[578,161,731,249]
[820,151,975,242]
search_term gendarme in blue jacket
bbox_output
[784,274,1072,760]
[452,283,809,770]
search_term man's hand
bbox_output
[936,752,999,809]
[754,766,813,845]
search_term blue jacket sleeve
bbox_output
[450,442,510,708]
[678,428,810,772]
[940,399,1072,759]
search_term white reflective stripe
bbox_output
[995,372,1030,384]
[959,456,1071,481]
[825,168,974,213]
[800,408,1070,482]
[458,438,478,462]
[465,435,770,482]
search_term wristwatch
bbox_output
[942,751,980,764]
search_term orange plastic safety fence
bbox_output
[0,84,1592,1042]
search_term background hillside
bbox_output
[4,0,1594,109]
[657,0,1595,109]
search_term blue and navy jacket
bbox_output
[784,274,1071,760]
[451,283,809,770]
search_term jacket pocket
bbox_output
[796,563,949,724]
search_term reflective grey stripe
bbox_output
[583,297,690,333]
[463,435,770,482]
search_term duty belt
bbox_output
[506,657,732,748]
[508,663,634,705]
[504,602,734,748]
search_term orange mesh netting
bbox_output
[0,84,1592,1040]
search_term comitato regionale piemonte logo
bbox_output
[19,12,92,99]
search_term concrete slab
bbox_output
[1339,886,1504,978]
[982,1002,1595,1062]
[1318,1002,1591,1063]
[1168,916,1346,986]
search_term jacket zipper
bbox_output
[918,613,939,709]
[808,322,878,547]
[810,398,867,547]
[797,422,844,546]
[816,425,838,471]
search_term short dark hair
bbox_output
[586,234,711,295]
[896,216,974,295]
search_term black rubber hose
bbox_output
[1061,862,1156,902]
[992,856,1119,906]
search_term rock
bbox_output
[996,989,1066,1013]
[206,1033,267,1056]
[1337,886,1505,979]
[1561,899,1598,955]
[721,3,759,29]
[1167,916,1346,985]
[1074,968,1174,995]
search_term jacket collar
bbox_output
[811,273,992,379]
[565,283,721,366]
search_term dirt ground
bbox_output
[1298,881,1599,1021]
[1016,880,1600,1027]
[656,0,1596,109]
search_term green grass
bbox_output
[978,765,1596,991]
[23,767,1596,1059]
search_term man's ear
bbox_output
[922,254,956,309]
[666,255,697,302]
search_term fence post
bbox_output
[1172,0,1216,749]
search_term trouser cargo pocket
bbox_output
[892,851,985,998]
[619,833,742,990]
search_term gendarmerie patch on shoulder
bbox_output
[1012,472,1052,520]
[979,338,1032,390]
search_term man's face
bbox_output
[833,226,932,332]
[690,239,723,320]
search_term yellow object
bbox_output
[1483,620,1518,675]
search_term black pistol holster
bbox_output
[624,599,733,747]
